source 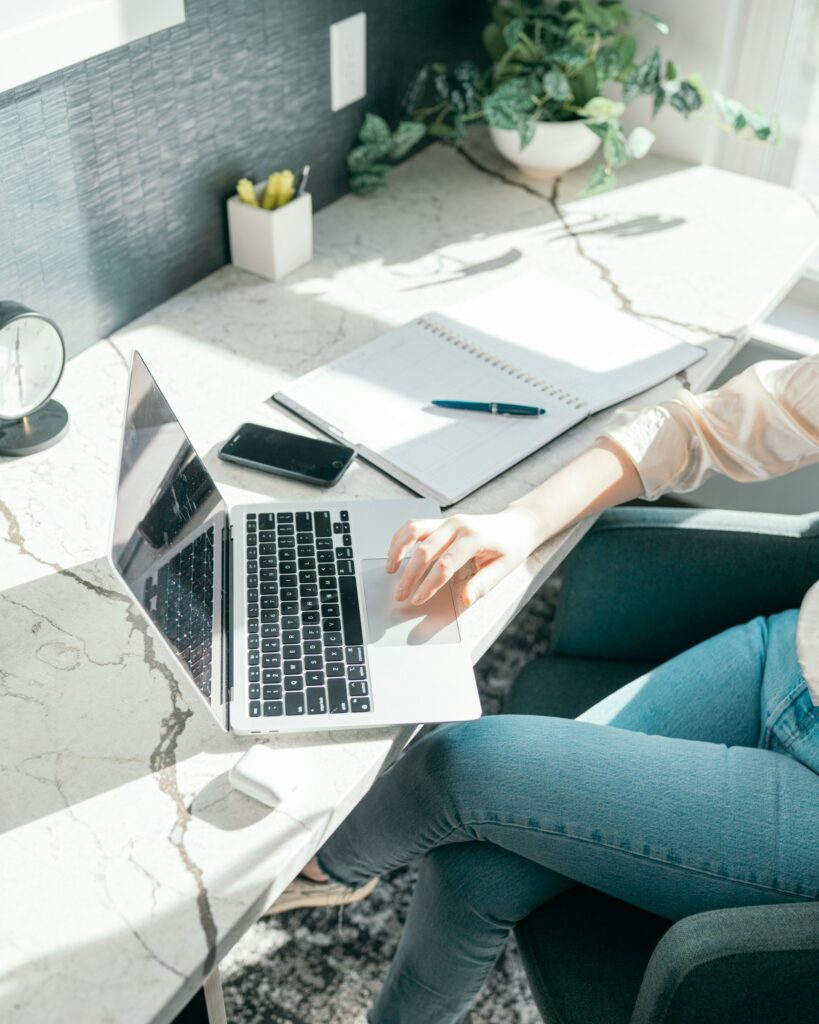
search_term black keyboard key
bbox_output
[260,556,277,569]
[259,544,276,556]
[249,683,261,700]
[280,559,296,574]
[284,660,303,675]
[322,603,340,617]
[345,646,365,665]
[318,564,336,577]
[297,532,313,545]
[262,654,281,668]
[327,662,345,678]
[323,618,341,633]
[246,516,257,529]
[298,557,316,570]
[351,697,371,713]
[339,577,363,645]
[261,596,278,608]
[348,664,367,680]
[285,691,305,716]
[336,547,353,559]
[343,534,352,546]
[283,644,301,659]
[315,511,331,537]
[306,671,325,686]
[263,683,282,700]
[247,635,259,650]
[261,583,278,594]
[305,655,323,671]
[348,679,369,697]
[282,615,300,629]
[317,550,334,563]
[261,610,279,623]
[247,604,259,618]
[247,620,259,634]
[260,530,276,542]
[296,511,312,531]
[248,574,259,587]
[307,688,327,715]
[340,510,349,522]
[278,536,295,550]
[302,611,320,625]
[302,600,320,614]
[248,651,260,666]
[320,590,338,605]
[283,629,300,644]
[262,624,280,638]
[328,679,348,713]
[280,575,297,588]
[260,569,278,581]
[337,561,355,576]
[301,584,318,597]
[281,587,298,601]
[324,631,342,647]
[264,701,284,717]
[333,522,344,534]
[276,512,294,523]
[282,602,299,615]
[304,624,321,640]
[247,559,258,573]
[248,668,260,682]
[262,638,280,652]
[259,513,275,529]
[285,676,304,691]
[278,523,295,536]
[263,669,282,684]
[320,578,337,591]
[249,701,262,718]
[304,640,322,656]
[325,647,343,663]
[247,588,259,602]
[316,537,333,550]
[299,571,317,584]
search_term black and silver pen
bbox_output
[431,400,546,417]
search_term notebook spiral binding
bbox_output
[417,316,588,411]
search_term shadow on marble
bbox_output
[190,772,271,830]
[536,211,687,245]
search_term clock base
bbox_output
[0,401,69,456]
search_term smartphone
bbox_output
[218,422,355,487]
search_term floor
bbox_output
[220,580,561,1024]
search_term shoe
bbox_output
[262,875,378,916]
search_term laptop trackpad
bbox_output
[362,559,461,647]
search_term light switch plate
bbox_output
[330,12,366,112]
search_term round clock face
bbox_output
[0,314,65,420]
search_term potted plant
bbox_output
[348,0,773,196]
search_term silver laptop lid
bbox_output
[111,352,229,728]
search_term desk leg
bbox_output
[203,968,227,1024]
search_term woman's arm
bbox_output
[389,354,819,607]
[387,438,643,607]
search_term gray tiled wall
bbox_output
[0,0,483,357]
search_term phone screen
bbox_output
[219,423,354,485]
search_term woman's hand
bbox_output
[386,507,542,608]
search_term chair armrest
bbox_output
[631,902,819,1024]
[552,506,819,662]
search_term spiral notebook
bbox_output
[274,273,705,505]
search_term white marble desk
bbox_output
[2,132,817,1024]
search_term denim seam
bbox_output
[457,818,815,901]
[761,679,812,750]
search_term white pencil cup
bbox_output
[227,183,313,282]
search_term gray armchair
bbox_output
[505,506,819,1024]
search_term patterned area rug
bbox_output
[222,579,561,1024]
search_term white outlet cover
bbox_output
[330,12,366,112]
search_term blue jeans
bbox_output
[318,610,819,1024]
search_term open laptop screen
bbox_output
[111,352,227,713]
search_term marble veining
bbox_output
[1,131,818,1024]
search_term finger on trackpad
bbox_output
[361,559,461,647]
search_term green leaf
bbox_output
[570,63,599,106]
[551,43,590,70]
[358,113,392,153]
[347,143,387,174]
[518,118,535,149]
[492,2,513,28]
[389,120,426,160]
[349,166,390,195]
[712,91,773,140]
[542,67,572,101]
[427,121,456,138]
[402,66,428,117]
[580,96,626,120]
[642,10,670,34]
[603,121,630,167]
[614,33,637,75]
[595,45,623,82]
[502,17,523,49]
[623,45,661,102]
[483,22,507,62]
[665,59,678,80]
[627,125,654,158]
[669,80,703,116]
[483,77,536,130]
[584,120,610,140]
[583,164,615,195]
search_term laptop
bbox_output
[109,352,481,734]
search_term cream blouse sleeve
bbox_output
[602,354,819,500]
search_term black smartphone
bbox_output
[218,422,355,487]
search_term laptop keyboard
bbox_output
[244,510,371,721]
[143,526,215,698]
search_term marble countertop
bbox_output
[2,130,817,1024]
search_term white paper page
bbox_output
[441,273,704,410]
[279,321,579,499]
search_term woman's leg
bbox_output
[319,613,819,1024]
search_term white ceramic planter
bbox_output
[227,183,312,282]
[489,120,601,180]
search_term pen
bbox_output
[432,400,546,417]
[297,163,311,196]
